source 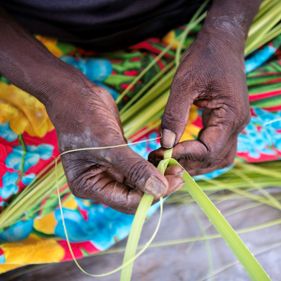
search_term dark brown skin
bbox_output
[150,0,261,175]
[0,0,261,213]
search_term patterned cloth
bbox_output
[0,29,281,273]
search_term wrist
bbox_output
[199,0,261,55]
[42,73,93,124]
[31,61,92,111]
[199,23,245,56]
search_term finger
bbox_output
[150,174,184,205]
[172,140,208,162]
[188,152,235,176]
[170,100,239,163]
[178,138,237,174]
[164,164,184,176]
[149,146,231,177]
[165,175,184,194]
[150,129,234,172]
[172,124,233,164]
[187,142,236,175]
[110,147,169,198]
[161,75,196,148]
[70,170,143,214]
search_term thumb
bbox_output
[161,80,194,148]
[111,147,168,198]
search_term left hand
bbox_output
[149,30,250,175]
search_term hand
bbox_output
[149,30,250,175]
[48,81,184,213]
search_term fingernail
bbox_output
[162,129,176,148]
[144,176,167,197]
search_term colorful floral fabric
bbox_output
[0,29,281,273]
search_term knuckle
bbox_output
[69,174,91,197]
[183,152,207,164]
[69,171,99,199]
[127,159,151,185]
[179,142,208,163]
[196,141,214,160]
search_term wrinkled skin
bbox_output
[48,83,184,213]
[0,0,261,213]
[149,30,250,175]
[148,0,261,178]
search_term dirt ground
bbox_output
[3,190,281,281]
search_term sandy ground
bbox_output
[3,190,281,281]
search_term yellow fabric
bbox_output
[0,36,60,138]
[63,198,78,209]
[34,212,57,235]
[36,35,63,58]
[0,83,53,137]
[0,264,21,272]
[180,106,200,141]
[0,235,64,273]
[0,35,200,275]
[162,31,180,48]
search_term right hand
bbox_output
[47,81,184,213]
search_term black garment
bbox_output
[1,0,204,51]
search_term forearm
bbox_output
[0,8,86,107]
[201,0,261,51]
